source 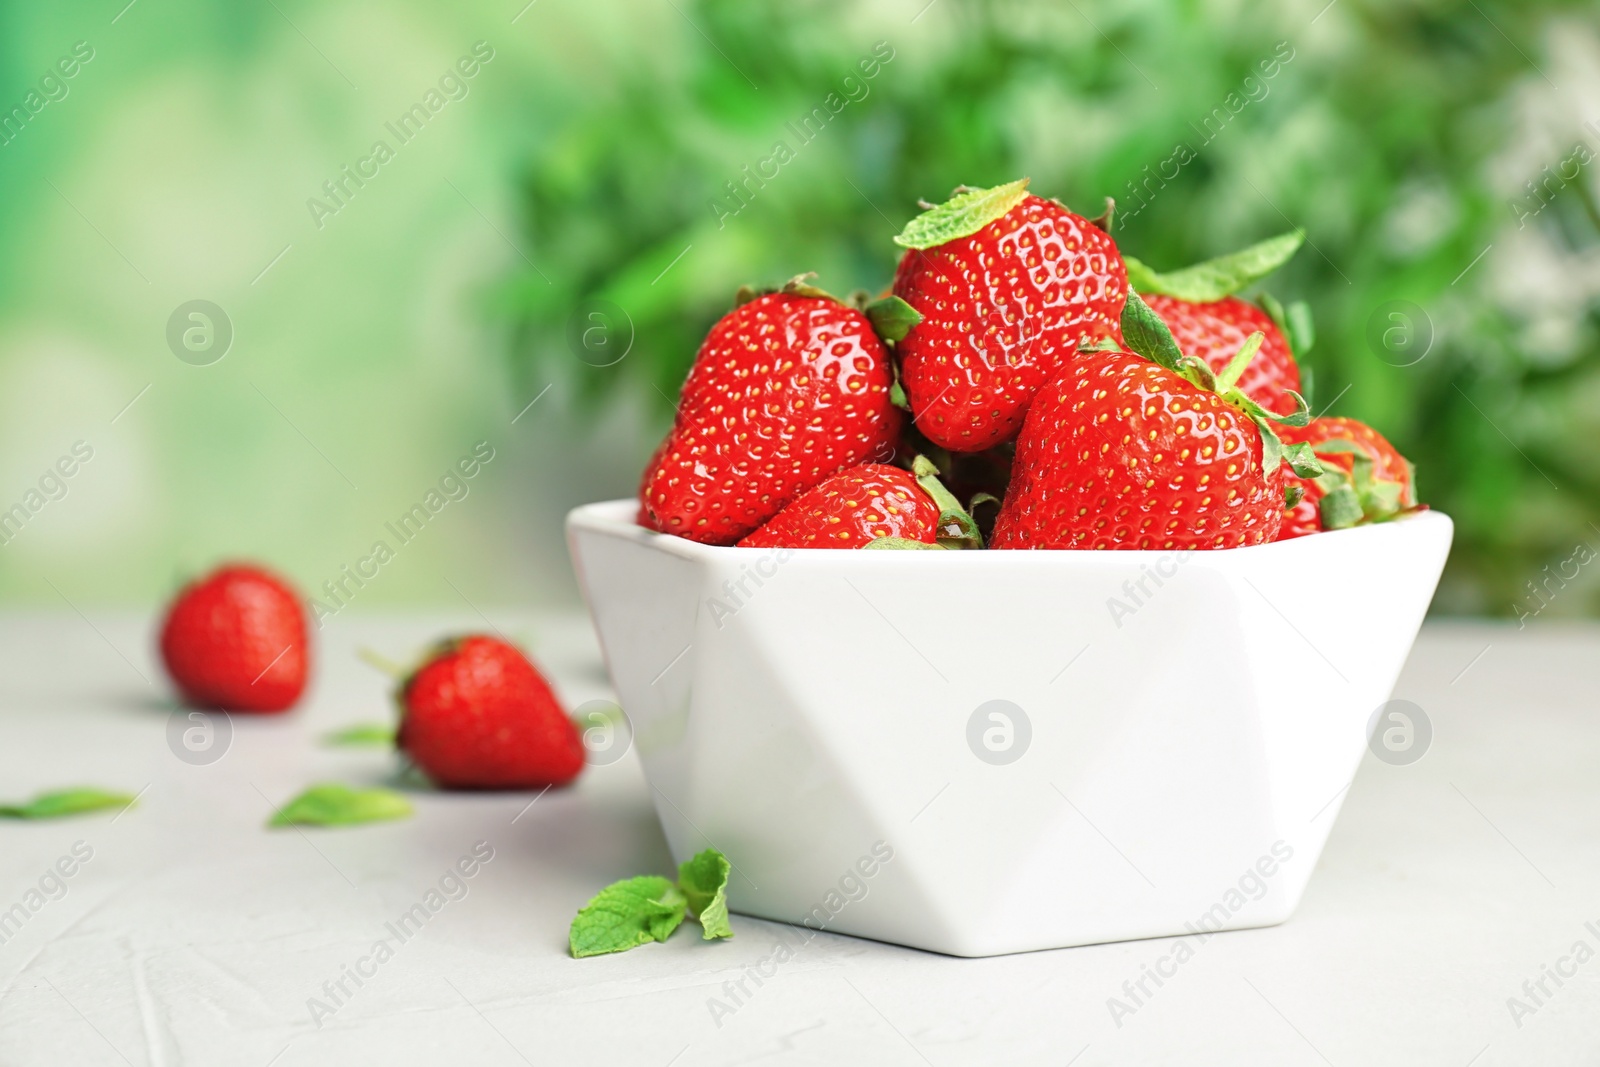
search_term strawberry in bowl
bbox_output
[570,181,1451,956]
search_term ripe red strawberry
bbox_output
[635,439,668,530]
[991,352,1287,549]
[737,464,941,548]
[1275,417,1416,540]
[160,564,309,713]
[1143,295,1301,416]
[640,283,902,545]
[1280,489,1322,540]
[892,180,1129,453]
[397,635,584,790]
[1122,231,1309,418]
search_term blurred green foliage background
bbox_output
[2,0,1598,616]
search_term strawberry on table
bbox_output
[159,563,309,713]
[1125,231,1311,417]
[990,293,1322,550]
[892,179,1129,453]
[736,458,978,549]
[1275,416,1417,539]
[640,278,906,545]
[397,635,585,791]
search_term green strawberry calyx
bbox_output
[864,537,946,550]
[733,275,923,348]
[734,272,838,307]
[1302,439,1416,530]
[1120,291,1323,483]
[912,455,983,549]
[1124,230,1304,303]
[1258,291,1316,357]
[1086,196,1116,233]
[863,295,923,344]
[893,179,1031,250]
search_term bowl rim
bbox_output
[567,498,1452,564]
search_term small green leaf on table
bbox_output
[323,723,396,747]
[0,788,137,819]
[268,783,412,828]
[678,848,733,940]
[569,847,735,957]
[570,875,688,958]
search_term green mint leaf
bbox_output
[570,875,688,957]
[864,295,923,344]
[893,179,1030,250]
[323,723,396,747]
[268,784,412,828]
[1120,291,1184,372]
[1124,230,1304,302]
[677,848,733,940]
[0,787,137,819]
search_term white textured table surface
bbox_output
[0,611,1595,1066]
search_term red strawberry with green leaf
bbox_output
[737,459,979,549]
[160,564,309,713]
[640,279,914,545]
[891,179,1129,453]
[991,293,1322,550]
[1125,232,1312,416]
[1275,417,1417,539]
[397,635,585,790]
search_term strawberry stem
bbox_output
[357,647,405,678]
[1214,331,1265,392]
[911,455,983,549]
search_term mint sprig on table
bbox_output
[268,783,413,827]
[570,848,733,957]
[0,787,137,819]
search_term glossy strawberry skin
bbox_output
[159,564,309,713]
[1280,493,1322,540]
[892,195,1128,453]
[1143,295,1301,416]
[635,439,668,530]
[737,464,939,549]
[991,353,1283,550]
[1276,417,1414,540]
[398,636,584,791]
[641,293,901,545]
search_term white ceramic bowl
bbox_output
[567,500,1452,957]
